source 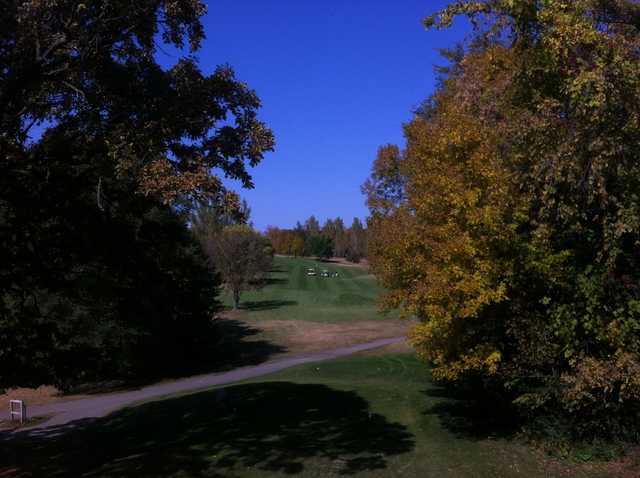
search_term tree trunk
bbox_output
[232,289,241,310]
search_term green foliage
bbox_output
[0,131,218,388]
[308,235,334,260]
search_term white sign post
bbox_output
[9,400,26,424]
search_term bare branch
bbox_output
[62,80,86,99]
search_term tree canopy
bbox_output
[366,0,640,440]
[0,0,273,388]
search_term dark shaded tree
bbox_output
[346,218,367,263]
[0,0,273,388]
[202,225,273,309]
[309,235,334,260]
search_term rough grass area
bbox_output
[246,319,410,356]
[2,353,631,477]
[223,256,395,323]
[0,414,53,431]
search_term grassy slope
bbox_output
[2,353,615,478]
[224,256,393,323]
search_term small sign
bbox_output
[9,400,26,424]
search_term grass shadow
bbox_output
[264,277,289,286]
[3,382,415,477]
[241,299,297,311]
[66,319,287,396]
[422,385,520,440]
[204,318,288,371]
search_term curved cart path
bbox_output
[5,336,405,434]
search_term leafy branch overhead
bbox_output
[2,0,274,205]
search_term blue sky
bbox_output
[162,1,470,231]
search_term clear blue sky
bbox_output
[164,1,470,231]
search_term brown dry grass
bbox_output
[0,385,93,410]
[355,340,414,356]
[0,385,61,406]
[324,257,371,269]
[242,317,410,356]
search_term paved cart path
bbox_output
[4,336,405,434]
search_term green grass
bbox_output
[224,256,393,323]
[2,353,615,478]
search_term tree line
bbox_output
[365,0,640,443]
[266,216,367,262]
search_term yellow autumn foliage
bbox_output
[367,46,526,380]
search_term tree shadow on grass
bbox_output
[68,319,287,396]
[264,277,289,286]
[3,382,415,477]
[422,385,520,441]
[241,299,297,311]
[204,318,288,372]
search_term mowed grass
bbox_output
[2,353,618,478]
[223,256,393,323]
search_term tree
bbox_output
[290,235,305,257]
[309,235,334,260]
[346,218,367,263]
[300,215,319,256]
[322,219,337,245]
[333,217,348,258]
[264,227,306,257]
[265,226,286,254]
[0,1,273,388]
[362,145,405,216]
[192,199,251,239]
[304,216,321,236]
[203,225,273,309]
[266,215,365,261]
[366,0,640,440]
[1,1,273,203]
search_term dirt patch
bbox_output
[245,318,410,356]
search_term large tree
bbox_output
[366,0,640,440]
[0,1,273,388]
